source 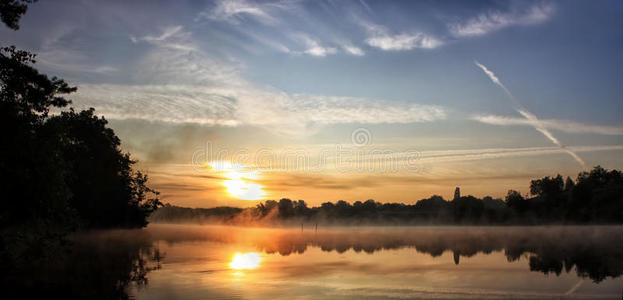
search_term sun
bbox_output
[229,252,262,270]
[223,176,266,200]
[208,161,266,200]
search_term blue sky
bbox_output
[2,0,623,206]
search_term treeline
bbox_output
[152,166,623,225]
[0,3,160,270]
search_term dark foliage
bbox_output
[45,109,161,228]
[0,0,36,30]
[0,45,160,268]
[0,6,161,295]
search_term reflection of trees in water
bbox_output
[1,230,162,299]
[151,226,621,283]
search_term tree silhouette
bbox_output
[45,109,161,228]
[0,46,78,266]
[1,27,160,271]
[505,189,528,216]
[0,0,36,30]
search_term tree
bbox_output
[0,44,160,232]
[0,0,37,30]
[505,189,530,221]
[564,176,575,192]
[293,200,309,217]
[278,198,294,218]
[256,200,278,217]
[414,195,449,221]
[335,200,352,217]
[571,166,623,222]
[0,46,74,114]
[0,46,77,244]
[451,196,484,223]
[45,109,161,228]
[530,175,564,198]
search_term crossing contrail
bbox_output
[474,61,586,168]
[563,279,584,296]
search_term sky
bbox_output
[2,0,623,207]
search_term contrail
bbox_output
[474,61,586,168]
[563,279,584,296]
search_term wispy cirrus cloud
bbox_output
[313,145,623,166]
[287,94,445,124]
[129,25,197,51]
[361,22,443,51]
[298,35,338,57]
[450,3,555,37]
[416,145,623,164]
[358,0,372,14]
[472,115,623,136]
[72,83,446,135]
[367,32,443,51]
[35,26,118,75]
[69,25,446,136]
[201,1,365,57]
[136,25,184,43]
[197,0,292,25]
[342,44,365,56]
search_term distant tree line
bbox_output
[0,3,161,270]
[150,206,243,223]
[152,166,623,225]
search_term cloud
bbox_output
[304,45,336,57]
[71,83,446,135]
[366,33,443,51]
[130,25,197,51]
[300,37,338,57]
[287,94,445,124]
[69,25,445,136]
[35,26,118,75]
[202,2,364,57]
[131,46,242,86]
[37,52,118,74]
[358,0,372,14]
[140,25,184,42]
[316,144,623,166]
[72,84,241,126]
[450,3,555,37]
[243,30,293,53]
[472,115,623,136]
[342,45,365,56]
[198,0,291,25]
[414,145,623,164]
[361,22,443,51]
[292,34,366,57]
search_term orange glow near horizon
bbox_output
[208,161,266,201]
[229,252,262,270]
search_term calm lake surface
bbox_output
[102,225,623,299]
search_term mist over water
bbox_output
[115,224,623,299]
[7,224,623,299]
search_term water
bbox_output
[70,225,623,299]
